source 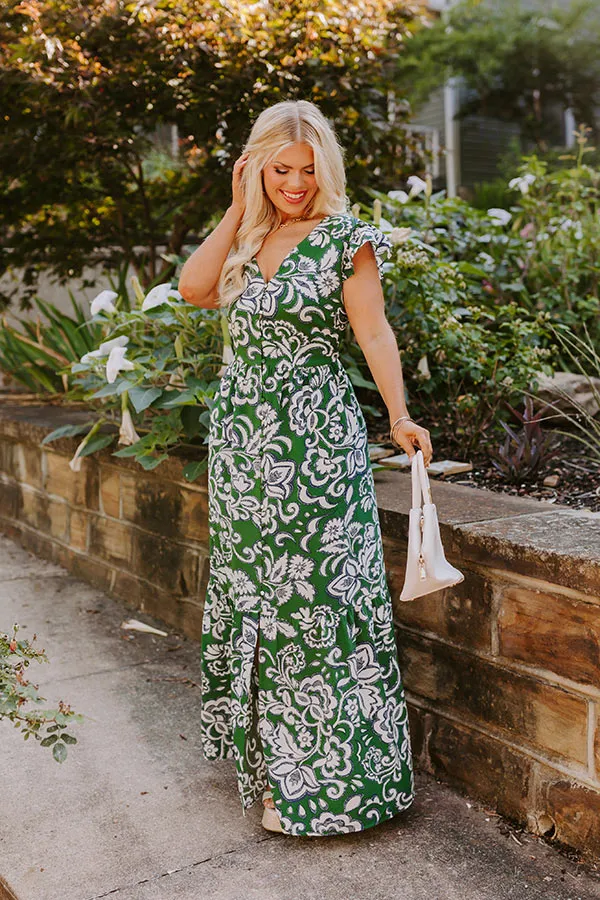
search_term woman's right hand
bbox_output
[231,151,250,214]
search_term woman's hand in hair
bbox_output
[231,151,250,214]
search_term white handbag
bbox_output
[399,449,464,602]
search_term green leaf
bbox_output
[41,423,94,445]
[90,381,120,398]
[182,458,208,481]
[181,405,204,438]
[112,444,143,458]
[52,741,68,763]
[90,380,130,398]
[457,261,488,278]
[78,433,115,457]
[137,453,169,470]
[128,385,163,412]
[155,390,197,408]
[347,368,378,390]
[111,434,154,457]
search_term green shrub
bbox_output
[384,249,552,457]
[0,293,104,394]
[41,277,225,481]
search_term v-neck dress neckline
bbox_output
[252,214,334,286]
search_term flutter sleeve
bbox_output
[340,219,393,283]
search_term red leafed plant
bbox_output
[488,395,562,484]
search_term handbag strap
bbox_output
[410,449,433,508]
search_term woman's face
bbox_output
[261,142,319,219]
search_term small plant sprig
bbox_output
[0,624,84,762]
[488,395,561,484]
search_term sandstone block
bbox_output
[180,489,209,543]
[398,631,589,766]
[499,585,600,687]
[0,439,17,480]
[0,480,22,520]
[392,563,493,652]
[426,715,533,824]
[120,472,138,522]
[19,489,67,541]
[89,517,132,567]
[15,443,43,489]
[99,468,120,518]
[532,761,600,860]
[45,451,99,510]
[69,509,89,552]
[131,529,198,596]
[121,474,183,538]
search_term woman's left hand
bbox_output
[392,420,433,467]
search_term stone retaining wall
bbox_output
[1,404,599,860]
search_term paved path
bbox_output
[1,533,600,900]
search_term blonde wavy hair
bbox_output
[218,99,351,309]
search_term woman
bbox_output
[178,99,433,837]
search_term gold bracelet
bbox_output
[390,415,414,447]
[390,414,411,431]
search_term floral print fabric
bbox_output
[200,213,415,836]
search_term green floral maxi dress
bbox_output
[200,213,415,837]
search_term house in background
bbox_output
[406,0,589,197]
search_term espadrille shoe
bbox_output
[262,790,283,833]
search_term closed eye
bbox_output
[275,169,315,175]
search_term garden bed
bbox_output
[370,423,600,513]
[448,434,600,513]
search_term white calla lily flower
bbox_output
[377,216,395,234]
[488,208,512,226]
[98,335,129,354]
[119,408,141,446]
[508,173,536,194]
[141,283,183,311]
[68,437,88,472]
[80,334,129,364]
[417,354,431,379]
[90,290,118,316]
[407,175,428,198]
[388,190,410,204]
[388,191,408,203]
[106,345,135,384]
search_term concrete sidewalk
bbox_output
[1,533,600,900]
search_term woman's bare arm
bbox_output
[179,151,249,308]
[343,242,433,465]
[178,203,245,308]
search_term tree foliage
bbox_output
[397,0,600,150]
[0,0,432,311]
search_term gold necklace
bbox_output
[276,213,314,230]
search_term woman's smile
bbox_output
[280,189,308,204]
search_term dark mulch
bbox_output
[444,434,600,513]
[372,429,600,514]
